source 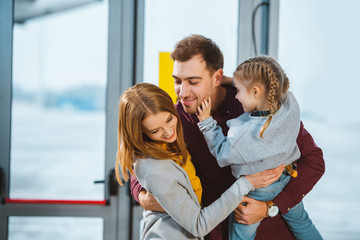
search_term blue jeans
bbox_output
[228,173,322,240]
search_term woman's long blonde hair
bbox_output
[234,56,290,138]
[115,83,188,185]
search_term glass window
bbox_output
[278,0,360,238]
[8,217,103,240]
[10,1,108,200]
[143,0,239,87]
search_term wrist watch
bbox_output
[265,200,279,218]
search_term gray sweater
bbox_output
[134,157,254,240]
[198,91,301,178]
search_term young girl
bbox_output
[197,56,322,240]
[115,82,282,240]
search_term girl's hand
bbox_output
[197,97,211,122]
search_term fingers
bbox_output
[266,164,285,184]
[197,105,202,114]
[197,98,211,112]
[272,164,285,179]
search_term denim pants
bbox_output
[228,173,322,240]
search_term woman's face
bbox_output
[142,111,178,143]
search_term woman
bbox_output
[115,83,282,240]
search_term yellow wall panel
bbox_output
[159,52,176,103]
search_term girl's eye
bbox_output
[167,116,173,122]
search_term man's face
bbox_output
[172,55,215,114]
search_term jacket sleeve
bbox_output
[198,116,245,167]
[273,121,325,214]
[136,160,254,237]
[130,174,143,203]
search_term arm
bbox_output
[130,174,165,212]
[273,121,325,214]
[199,92,301,171]
[197,116,244,167]
[234,122,325,224]
[136,159,255,237]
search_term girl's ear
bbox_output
[252,85,263,99]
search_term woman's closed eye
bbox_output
[151,129,159,134]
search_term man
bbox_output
[130,34,325,239]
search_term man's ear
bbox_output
[213,68,224,87]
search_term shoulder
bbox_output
[134,158,195,201]
[134,158,186,186]
[222,85,244,117]
[135,158,177,177]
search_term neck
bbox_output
[256,100,280,112]
[211,86,227,113]
[255,97,270,111]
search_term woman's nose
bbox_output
[163,127,172,137]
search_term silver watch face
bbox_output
[268,206,279,217]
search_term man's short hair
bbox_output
[170,34,224,75]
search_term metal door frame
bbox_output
[0,0,144,239]
[237,0,279,63]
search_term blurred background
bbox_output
[1,0,359,239]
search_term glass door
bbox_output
[0,0,139,239]
[10,0,108,203]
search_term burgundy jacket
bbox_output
[130,85,325,240]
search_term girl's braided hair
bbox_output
[234,56,289,138]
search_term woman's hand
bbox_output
[138,190,165,212]
[245,164,285,189]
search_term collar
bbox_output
[250,110,272,117]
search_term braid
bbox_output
[235,56,289,139]
[259,63,280,138]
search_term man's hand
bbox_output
[138,190,165,212]
[234,196,267,225]
[197,97,211,122]
[245,164,285,189]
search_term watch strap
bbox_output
[265,200,274,208]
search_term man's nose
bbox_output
[178,83,189,98]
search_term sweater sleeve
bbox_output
[273,121,325,214]
[198,116,242,167]
[136,160,254,237]
[198,92,301,170]
[130,174,143,203]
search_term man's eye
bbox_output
[174,79,181,85]
[189,81,198,85]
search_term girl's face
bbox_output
[233,77,258,112]
[142,111,178,143]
